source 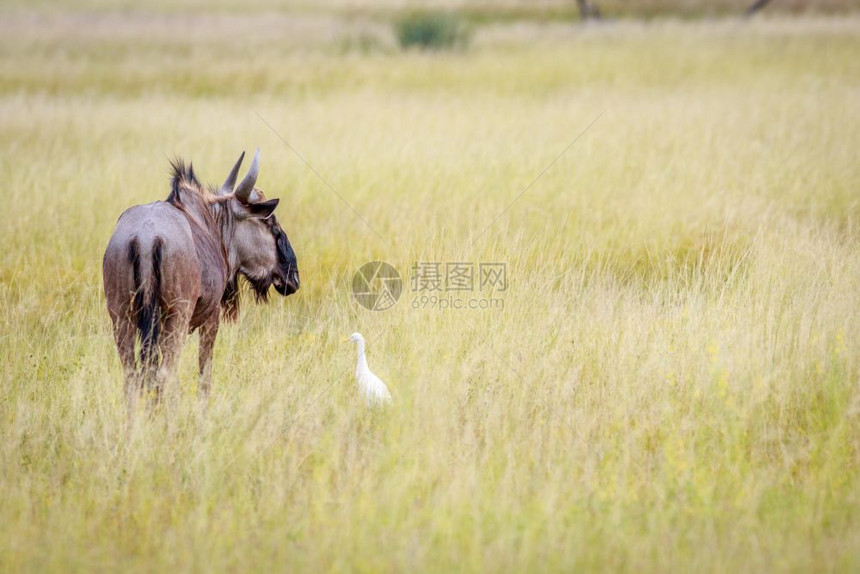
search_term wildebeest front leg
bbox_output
[198,314,220,402]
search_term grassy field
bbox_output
[1,5,859,573]
[5,0,859,18]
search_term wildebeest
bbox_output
[103,150,299,410]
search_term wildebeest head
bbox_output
[218,150,300,301]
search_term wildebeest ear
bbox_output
[248,198,279,219]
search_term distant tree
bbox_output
[575,0,601,20]
[745,0,774,17]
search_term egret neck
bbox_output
[354,337,368,375]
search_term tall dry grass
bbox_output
[1,7,859,573]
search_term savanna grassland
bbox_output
[1,2,859,572]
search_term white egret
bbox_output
[344,332,392,406]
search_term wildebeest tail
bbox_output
[129,237,163,370]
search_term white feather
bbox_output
[347,332,392,406]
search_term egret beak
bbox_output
[341,337,351,343]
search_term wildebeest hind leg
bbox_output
[152,312,188,409]
[112,313,141,416]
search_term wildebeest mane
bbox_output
[220,272,273,323]
[221,276,240,322]
[246,272,273,302]
[167,158,201,204]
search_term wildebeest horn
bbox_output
[234,148,260,203]
[219,151,245,195]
